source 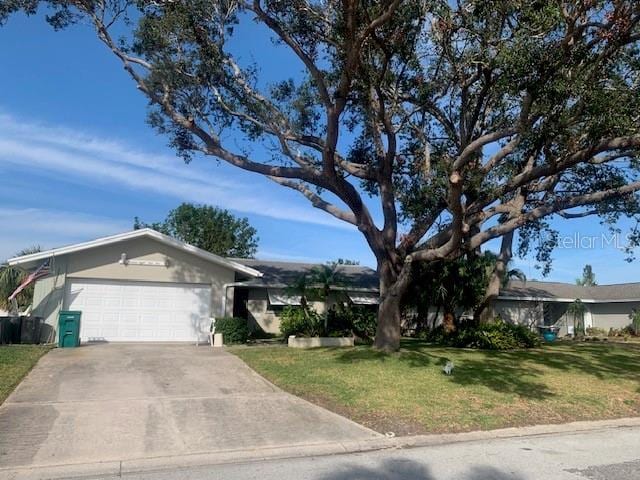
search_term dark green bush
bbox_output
[327,305,377,341]
[422,319,541,350]
[279,306,324,337]
[214,317,249,344]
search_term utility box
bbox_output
[58,311,81,348]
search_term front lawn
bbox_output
[232,340,640,435]
[0,345,52,404]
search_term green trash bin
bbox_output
[58,311,81,348]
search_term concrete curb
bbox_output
[3,417,640,479]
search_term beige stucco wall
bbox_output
[245,289,344,334]
[493,299,543,328]
[32,257,68,343]
[589,302,640,331]
[32,237,236,342]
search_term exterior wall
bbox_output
[245,289,343,335]
[492,299,640,336]
[246,288,281,333]
[493,299,543,328]
[32,258,68,343]
[589,302,640,331]
[32,237,236,342]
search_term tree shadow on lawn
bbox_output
[319,458,527,480]
[433,341,640,399]
[333,346,444,368]
[331,341,640,400]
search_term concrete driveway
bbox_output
[0,344,378,475]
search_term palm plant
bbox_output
[0,246,41,311]
[567,299,586,338]
[309,263,344,301]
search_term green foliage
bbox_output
[326,305,377,342]
[214,317,248,344]
[629,309,640,336]
[334,258,359,265]
[5,0,640,352]
[0,246,41,311]
[134,203,258,258]
[279,307,324,338]
[422,319,541,350]
[586,327,607,337]
[608,326,637,338]
[405,253,494,329]
[576,265,597,286]
[568,299,587,336]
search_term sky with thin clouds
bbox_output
[0,10,637,283]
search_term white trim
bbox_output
[347,292,379,305]
[497,295,640,304]
[7,229,262,278]
[267,289,302,306]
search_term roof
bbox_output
[499,280,640,303]
[230,258,379,291]
[7,229,262,278]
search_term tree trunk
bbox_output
[373,260,411,352]
[474,230,514,324]
[374,292,403,352]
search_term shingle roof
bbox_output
[230,258,379,291]
[499,280,640,302]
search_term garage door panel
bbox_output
[65,279,212,342]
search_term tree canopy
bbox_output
[576,264,597,286]
[134,203,258,258]
[4,0,640,350]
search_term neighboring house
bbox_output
[494,280,640,335]
[7,229,378,343]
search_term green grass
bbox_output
[231,340,640,435]
[0,345,52,404]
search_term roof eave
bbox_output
[7,229,263,278]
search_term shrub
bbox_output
[326,305,377,341]
[279,306,324,338]
[586,327,607,336]
[422,319,541,350]
[214,317,249,344]
[630,309,640,336]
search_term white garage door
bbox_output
[65,279,212,342]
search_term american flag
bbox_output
[8,260,51,302]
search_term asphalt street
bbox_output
[91,424,640,480]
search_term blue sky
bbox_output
[0,11,637,284]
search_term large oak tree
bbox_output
[4,0,640,351]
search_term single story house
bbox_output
[7,229,378,343]
[8,228,639,343]
[494,280,640,335]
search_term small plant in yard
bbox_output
[630,309,640,336]
[586,327,607,337]
[214,317,249,344]
[567,299,586,338]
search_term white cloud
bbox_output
[0,207,130,261]
[0,112,352,230]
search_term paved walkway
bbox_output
[0,344,378,477]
